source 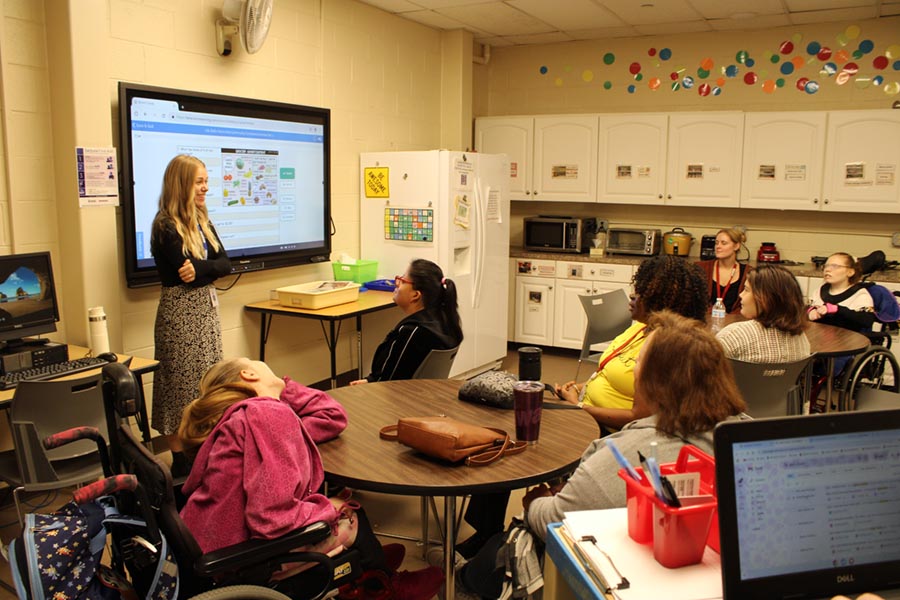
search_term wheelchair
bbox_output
[100,362,363,600]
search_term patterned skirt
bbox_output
[152,284,223,435]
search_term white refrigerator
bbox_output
[360,150,510,378]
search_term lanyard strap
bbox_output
[198,224,208,259]
[596,326,647,373]
[715,261,738,301]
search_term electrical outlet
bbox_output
[892,232,900,247]
[598,219,609,231]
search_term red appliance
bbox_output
[757,242,780,263]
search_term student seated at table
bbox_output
[807,252,876,332]
[698,227,753,314]
[454,256,709,562]
[178,357,443,600]
[451,311,748,599]
[351,258,462,384]
[717,264,811,363]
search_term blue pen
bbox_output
[605,439,642,482]
[644,456,668,503]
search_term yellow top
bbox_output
[582,321,646,411]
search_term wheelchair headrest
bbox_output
[101,362,140,418]
[858,250,886,276]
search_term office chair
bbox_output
[412,346,460,379]
[101,363,362,600]
[575,288,633,381]
[0,373,108,526]
[729,357,813,418]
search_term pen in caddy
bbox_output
[605,439,642,481]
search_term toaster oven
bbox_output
[605,228,661,256]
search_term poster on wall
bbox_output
[76,147,119,207]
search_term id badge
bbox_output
[209,287,218,308]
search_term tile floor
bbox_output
[0,345,583,599]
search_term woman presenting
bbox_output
[698,227,752,314]
[351,258,462,384]
[150,154,231,475]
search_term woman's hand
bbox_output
[554,380,580,404]
[178,259,196,284]
[349,379,367,386]
[522,484,554,511]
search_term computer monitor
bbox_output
[0,252,59,349]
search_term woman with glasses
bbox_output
[351,258,463,383]
[807,252,875,332]
[697,227,753,314]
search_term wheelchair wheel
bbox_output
[187,585,294,600]
[837,346,900,411]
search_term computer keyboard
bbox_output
[0,356,111,390]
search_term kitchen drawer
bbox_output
[556,261,633,282]
[515,258,558,277]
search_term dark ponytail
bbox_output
[408,259,464,345]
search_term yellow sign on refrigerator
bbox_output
[364,167,390,197]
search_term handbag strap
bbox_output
[379,425,399,441]
[465,428,528,467]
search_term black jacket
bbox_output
[366,310,461,382]
[151,220,231,287]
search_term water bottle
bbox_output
[711,298,726,332]
[88,306,110,354]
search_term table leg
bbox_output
[356,314,364,380]
[443,496,457,599]
[329,321,338,389]
[825,358,835,412]
[258,314,271,361]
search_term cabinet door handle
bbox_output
[824,198,830,205]
[813,198,819,204]
[658,194,663,199]
[525,190,531,195]
[533,191,538,197]
[667,194,672,200]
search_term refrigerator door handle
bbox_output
[472,180,486,309]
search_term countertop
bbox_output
[509,247,900,283]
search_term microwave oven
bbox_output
[606,228,661,256]
[524,216,598,253]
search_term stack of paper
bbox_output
[561,509,723,600]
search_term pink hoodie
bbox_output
[180,378,348,553]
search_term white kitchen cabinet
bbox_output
[808,277,824,304]
[513,259,557,345]
[597,113,668,205]
[822,110,900,213]
[741,112,827,210]
[665,112,744,208]
[475,117,532,199]
[552,261,633,350]
[794,276,810,303]
[475,115,597,202]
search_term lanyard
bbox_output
[198,224,208,259]
[715,261,738,301]
[596,326,647,373]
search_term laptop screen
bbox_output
[715,410,900,600]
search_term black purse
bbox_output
[458,371,579,410]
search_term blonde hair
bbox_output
[178,357,253,458]
[717,227,746,246]
[151,154,220,259]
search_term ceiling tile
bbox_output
[358,0,425,12]
[599,0,704,25]
[438,2,557,35]
[687,0,786,19]
[397,9,475,29]
[474,36,518,47]
[785,0,874,11]
[707,14,792,31]
[633,20,713,36]
[567,26,641,39]
[789,6,878,22]
[405,0,506,8]
[507,0,625,29]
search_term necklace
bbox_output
[596,326,647,373]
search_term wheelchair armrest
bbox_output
[195,520,332,576]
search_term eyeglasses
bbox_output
[394,275,413,286]
[823,263,850,271]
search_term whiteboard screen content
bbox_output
[118,82,331,288]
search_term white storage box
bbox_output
[276,281,360,310]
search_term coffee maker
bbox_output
[700,235,717,260]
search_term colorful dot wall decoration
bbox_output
[529,24,900,99]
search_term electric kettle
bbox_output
[663,227,694,256]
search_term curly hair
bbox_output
[632,255,708,322]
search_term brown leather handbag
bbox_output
[379,416,526,466]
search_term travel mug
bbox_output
[88,306,110,355]
[518,346,542,381]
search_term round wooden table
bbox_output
[319,379,599,598]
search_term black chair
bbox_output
[100,363,362,600]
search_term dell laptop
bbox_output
[715,409,900,600]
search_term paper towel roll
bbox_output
[88,306,110,355]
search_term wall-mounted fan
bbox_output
[216,0,274,56]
